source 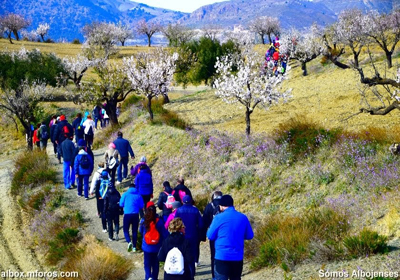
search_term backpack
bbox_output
[164,247,184,275]
[79,154,91,170]
[86,126,94,136]
[99,171,110,199]
[144,218,160,245]
[164,191,176,209]
[41,128,49,140]
[178,190,186,202]
[211,201,221,217]
[62,125,71,138]
[108,150,119,169]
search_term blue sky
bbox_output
[137,0,229,13]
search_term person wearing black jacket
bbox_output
[173,178,192,204]
[104,187,121,241]
[50,119,58,157]
[54,115,73,163]
[202,191,223,280]
[157,181,175,222]
[72,113,84,143]
[158,217,194,280]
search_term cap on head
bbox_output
[59,115,66,121]
[78,139,86,147]
[140,156,146,163]
[219,195,234,207]
[146,201,155,208]
[108,142,116,149]
[182,195,192,204]
[101,170,109,179]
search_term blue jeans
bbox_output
[117,156,129,182]
[144,252,159,280]
[123,213,139,247]
[63,161,75,189]
[214,259,243,280]
[77,175,90,198]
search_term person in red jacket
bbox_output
[33,123,41,148]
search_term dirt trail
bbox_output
[0,160,44,279]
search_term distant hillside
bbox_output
[178,0,397,30]
[0,0,186,42]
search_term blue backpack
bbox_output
[99,171,110,199]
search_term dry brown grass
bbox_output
[62,235,133,280]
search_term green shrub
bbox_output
[71,38,81,44]
[46,228,80,265]
[11,150,57,195]
[249,208,350,270]
[275,117,341,160]
[343,229,388,258]
[122,94,142,110]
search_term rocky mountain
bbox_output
[0,0,397,43]
[178,0,398,30]
[0,0,186,42]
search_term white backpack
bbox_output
[164,247,184,275]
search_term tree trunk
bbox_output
[147,34,151,47]
[353,52,360,69]
[121,40,125,47]
[147,96,153,120]
[41,34,45,42]
[268,34,272,45]
[7,33,13,44]
[261,34,265,45]
[13,30,19,41]
[245,107,251,136]
[25,126,33,150]
[162,93,170,104]
[385,50,393,68]
[301,62,308,76]
[107,100,119,126]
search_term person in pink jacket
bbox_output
[164,201,181,230]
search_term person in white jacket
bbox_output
[82,115,95,148]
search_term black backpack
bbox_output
[41,128,49,140]
[79,155,90,170]
[211,200,221,217]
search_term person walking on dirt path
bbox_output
[37,121,49,150]
[61,136,76,189]
[120,183,144,253]
[135,162,153,218]
[33,123,40,149]
[114,131,135,185]
[157,181,175,222]
[158,217,195,280]
[139,203,167,280]
[175,195,203,277]
[49,115,57,128]
[72,113,84,143]
[74,146,94,200]
[82,115,95,149]
[174,178,192,204]
[202,191,223,280]
[90,162,108,232]
[54,115,73,164]
[92,105,102,129]
[104,142,120,186]
[50,118,58,157]
[131,156,152,177]
[164,201,181,230]
[104,186,122,241]
[207,195,254,280]
[74,139,94,164]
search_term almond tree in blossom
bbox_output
[281,24,323,76]
[62,54,99,89]
[36,23,50,42]
[82,22,119,59]
[0,13,30,43]
[136,19,162,47]
[115,23,133,46]
[124,48,178,120]
[249,16,280,44]
[213,48,291,135]
[364,10,400,69]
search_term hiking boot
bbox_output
[58,158,62,164]
[132,247,137,252]
[102,229,107,233]
[108,238,114,241]
[127,242,133,252]
[85,197,89,200]
[114,232,119,241]
[77,194,83,197]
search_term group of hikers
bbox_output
[262,36,288,77]
[45,108,253,280]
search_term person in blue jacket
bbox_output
[135,163,153,212]
[120,183,144,252]
[139,202,168,280]
[207,195,254,280]
[113,131,135,184]
[175,195,203,278]
[74,146,94,199]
